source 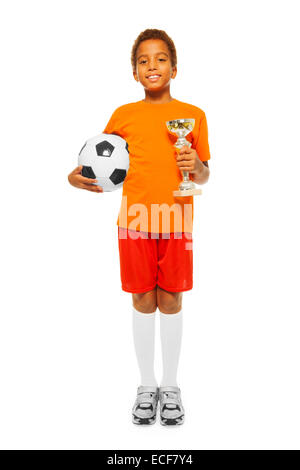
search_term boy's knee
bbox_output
[157,287,182,314]
[132,288,157,313]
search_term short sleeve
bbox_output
[193,112,211,162]
[102,108,123,137]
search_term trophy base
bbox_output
[173,188,202,197]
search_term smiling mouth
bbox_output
[146,75,161,81]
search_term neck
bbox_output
[143,88,173,104]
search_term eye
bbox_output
[139,58,166,64]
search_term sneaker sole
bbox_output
[132,414,156,425]
[160,415,185,426]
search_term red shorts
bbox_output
[118,227,193,293]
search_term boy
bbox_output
[68,29,210,426]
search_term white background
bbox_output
[0,0,299,450]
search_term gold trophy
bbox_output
[166,118,202,197]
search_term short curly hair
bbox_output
[131,28,177,72]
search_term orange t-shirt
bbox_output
[102,98,211,234]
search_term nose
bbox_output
[148,58,158,71]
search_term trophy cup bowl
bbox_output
[166,118,202,197]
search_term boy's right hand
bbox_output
[67,165,103,193]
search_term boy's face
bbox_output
[133,39,177,91]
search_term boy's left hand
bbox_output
[175,145,203,174]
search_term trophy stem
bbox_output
[176,142,197,191]
[182,171,190,182]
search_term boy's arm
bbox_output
[191,160,210,185]
[176,146,210,185]
[190,111,211,184]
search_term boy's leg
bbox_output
[132,288,158,387]
[156,287,185,425]
[156,288,182,314]
[156,232,192,387]
[118,227,159,385]
[132,290,157,313]
[157,287,183,387]
[131,289,160,425]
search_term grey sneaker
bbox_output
[159,386,185,425]
[132,385,159,425]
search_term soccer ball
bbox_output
[78,133,129,191]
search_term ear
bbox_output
[133,70,139,82]
[171,66,177,79]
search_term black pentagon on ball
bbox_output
[125,142,129,153]
[110,168,127,185]
[81,165,96,179]
[96,140,115,157]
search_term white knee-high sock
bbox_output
[132,306,158,387]
[159,309,183,387]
